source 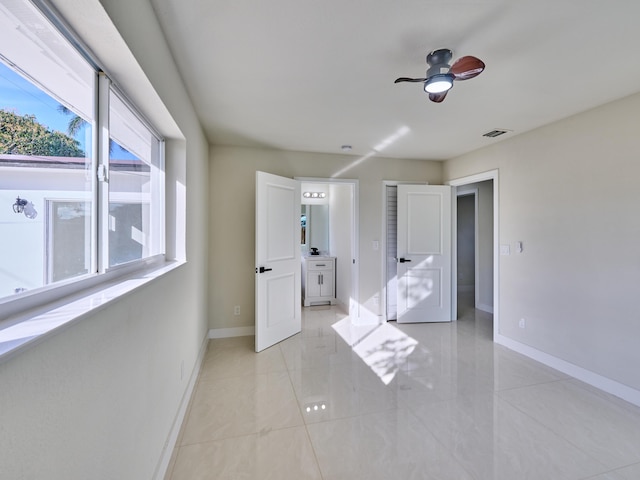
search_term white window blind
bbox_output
[0,0,95,121]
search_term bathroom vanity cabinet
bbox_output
[302,256,336,306]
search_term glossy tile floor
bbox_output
[165,297,640,480]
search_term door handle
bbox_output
[398,258,412,263]
[256,266,273,273]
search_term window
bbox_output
[0,0,164,305]
[108,90,164,267]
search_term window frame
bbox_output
[0,0,167,331]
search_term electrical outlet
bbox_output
[519,318,526,329]
[234,305,241,316]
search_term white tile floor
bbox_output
[165,298,640,480]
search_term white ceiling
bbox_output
[149,0,640,160]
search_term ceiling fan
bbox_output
[394,48,485,103]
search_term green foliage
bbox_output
[0,109,85,157]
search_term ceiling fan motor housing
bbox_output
[426,48,453,76]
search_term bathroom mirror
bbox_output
[301,204,329,254]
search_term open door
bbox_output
[396,184,452,323]
[255,171,301,352]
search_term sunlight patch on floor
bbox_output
[332,317,417,384]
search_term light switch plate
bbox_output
[500,244,511,255]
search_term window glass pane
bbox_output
[108,90,162,267]
[0,40,94,299]
[47,200,91,283]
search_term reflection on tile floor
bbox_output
[165,298,640,480]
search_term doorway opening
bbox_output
[449,170,499,339]
[380,172,498,335]
[297,178,359,320]
[456,191,476,317]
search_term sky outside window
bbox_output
[0,60,136,161]
[0,60,90,152]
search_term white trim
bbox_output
[208,326,255,339]
[450,187,457,320]
[352,308,382,326]
[447,169,499,340]
[97,72,110,274]
[448,170,499,187]
[496,334,640,408]
[153,333,208,480]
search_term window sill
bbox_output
[0,259,185,364]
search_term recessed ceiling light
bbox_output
[341,145,352,152]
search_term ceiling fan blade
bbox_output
[450,56,485,80]
[394,77,427,83]
[428,91,448,103]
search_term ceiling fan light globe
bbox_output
[424,74,453,94]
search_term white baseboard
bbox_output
[476,303,494,314]
[352,309,383,326]
[496,334,640,408]
[208,326,255,339]
[153,333,208,480]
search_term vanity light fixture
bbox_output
[303,192,326,199]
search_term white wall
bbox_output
[0,1,209,478]
[209,145,442,330]
[329,183,353,307]
[0,169,148,296]
[444,92,640,397]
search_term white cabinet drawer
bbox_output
[306,259,334,270]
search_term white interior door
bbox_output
[255,171,301,352]
[397,184,452,323]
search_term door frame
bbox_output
[447,169,499,341]
[295,177,360,320]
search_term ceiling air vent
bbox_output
[483,129,511,138]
